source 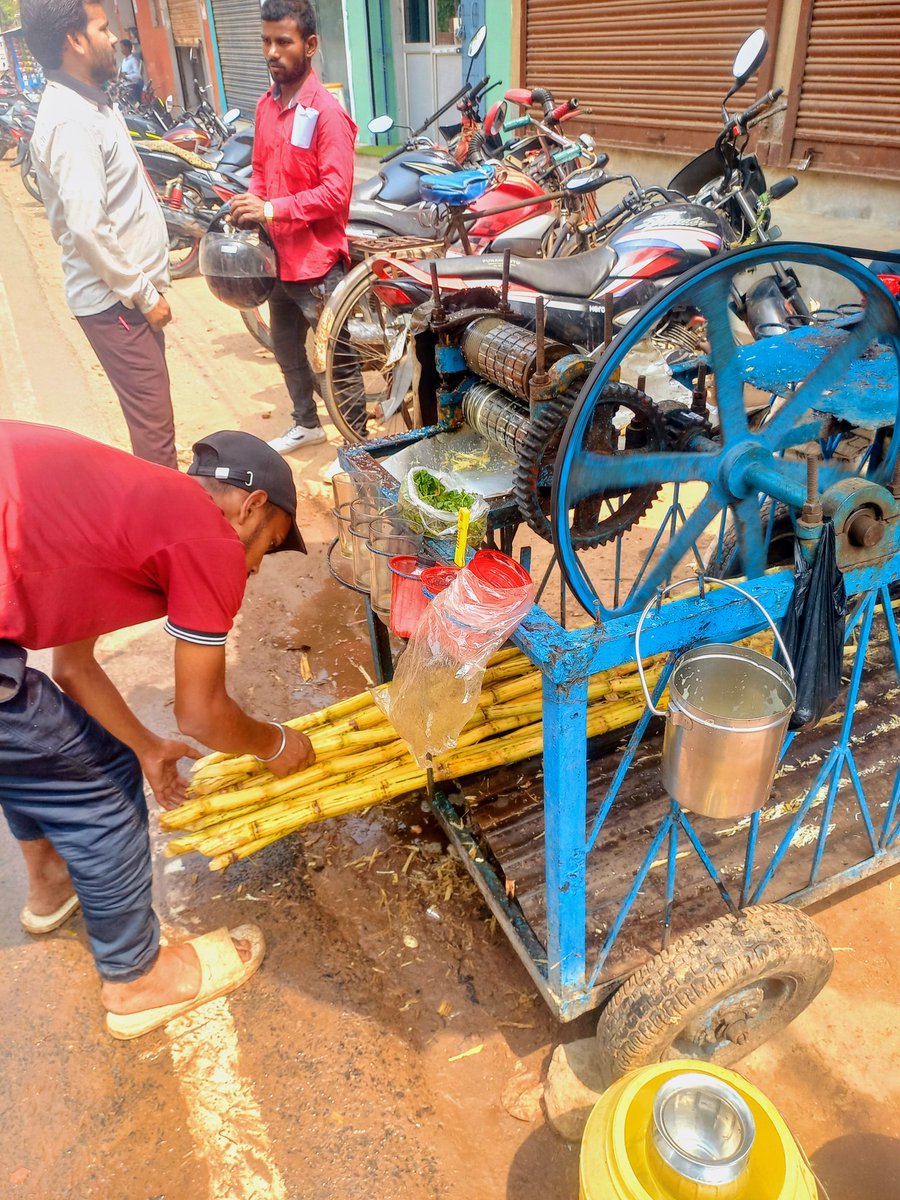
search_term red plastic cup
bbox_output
[469,549,532,589]
[421,564,461,599]
[388,556,434,638]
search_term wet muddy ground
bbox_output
[1,165,899,1200]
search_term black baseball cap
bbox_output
[188,430,307,553]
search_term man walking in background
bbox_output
[22,0,177,469]
[118,37,143,103]
[229,0,358,454]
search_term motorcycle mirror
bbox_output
[223,107,240,124]
[165,95,174,112]
[489,101,507,137]
[731,29,768,86]
[467,25,487,58]
[368,114,395,135]
[578,133,596,150]
[565,164,610,195]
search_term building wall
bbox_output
[196,0,225,111]
[514,0,899,224]
[133,0,177,102]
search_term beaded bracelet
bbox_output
[255,720,287,763]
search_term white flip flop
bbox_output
[20,893,81,935]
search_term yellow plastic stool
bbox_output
[579,1061,818,1200]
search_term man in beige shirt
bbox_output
[22,0,177,468]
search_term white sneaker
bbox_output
[267,424,327,454]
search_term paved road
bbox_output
[1,160,899,1200]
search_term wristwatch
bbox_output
[263,200,275,223]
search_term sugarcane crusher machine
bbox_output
[340,241,900,1072]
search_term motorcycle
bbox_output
[134,137,250,278]
[2,98,41,202]
[314,29,800,444]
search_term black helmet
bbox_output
[199,207,279,310]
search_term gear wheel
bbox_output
[513,380,667,548]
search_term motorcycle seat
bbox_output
[134,139,213,172]
[351,197,439,239]
[419,166,495,207]
[430,243,618,300]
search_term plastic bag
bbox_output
[375,555,534,766]
[398,467,489,548]
[776,520,846,730]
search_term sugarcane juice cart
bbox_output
[336,241,900,1074]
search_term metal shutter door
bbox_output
[783,0,900,175]
[169,0,201,47]
[208,0,271,117]
[522,0,773,155]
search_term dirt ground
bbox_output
[1,162,899,1200]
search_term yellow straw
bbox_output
[454,507,470,567]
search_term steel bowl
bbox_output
[650,1073,756,1187]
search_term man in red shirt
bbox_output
[0,422,314,1038]
[230,0,360,453]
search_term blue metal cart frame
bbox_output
[339,242,900,1023]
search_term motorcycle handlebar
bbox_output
[408,77,484,140]
[591,196,631,230]
[529,86,557,123]
[735,87,784,129]
[550,98,579,123]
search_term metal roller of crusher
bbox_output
[460,316,572,403]
[463,380,532,458]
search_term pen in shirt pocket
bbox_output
[118,314,131,331]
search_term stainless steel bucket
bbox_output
[637,578,796,820]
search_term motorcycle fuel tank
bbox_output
[606,202,733,289]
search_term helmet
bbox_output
[200,207,279,310]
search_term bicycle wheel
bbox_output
[320,262,415,444]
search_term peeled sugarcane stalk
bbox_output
[174,629,798,869]
[187,692,652,869]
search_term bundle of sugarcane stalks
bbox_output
[163,635,773,871]
[160,647,671,871]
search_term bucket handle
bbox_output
[634,574,796,717]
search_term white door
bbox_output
[400,0,462,134]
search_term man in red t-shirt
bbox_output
[229,0,362,453]
[0,422,315,1038]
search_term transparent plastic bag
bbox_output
[375,555,534,766]
[398,467,489,548]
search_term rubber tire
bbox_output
[705,499,795,577]
[21,149,41,203]
[168,237,200,280]
[321,263,414,444]
[240,305,273,351]
[595,903,833,1082]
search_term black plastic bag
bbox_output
[777,520,846,730]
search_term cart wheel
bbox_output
[595,904,833,1081]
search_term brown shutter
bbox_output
[522,0,775,155]
[168,0,201,47]
[780,0,900,176]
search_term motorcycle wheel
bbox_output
[168,237,200,279]
[321,263,415,444]
[20,148,42,203]
[166,184,205,279]
[240,305,273,351]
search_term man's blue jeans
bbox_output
[0,642,159,982]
